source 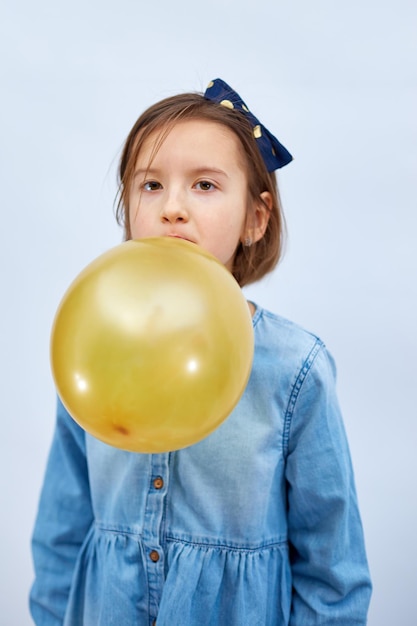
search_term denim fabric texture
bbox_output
[30,306,372,625]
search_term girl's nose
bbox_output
[160,190,189,223]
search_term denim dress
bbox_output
[30,306,372,625]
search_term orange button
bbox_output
[153,477,164,489]
[149,550,160,562]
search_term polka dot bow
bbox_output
[204,78,293,172]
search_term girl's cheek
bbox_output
[129,205,142,234]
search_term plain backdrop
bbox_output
[1,1,416,624]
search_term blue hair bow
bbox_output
[204,78,293,172]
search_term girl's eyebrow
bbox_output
[133,168,153,179]
[189,167,229,178]
[133,166,229,179]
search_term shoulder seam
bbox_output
[282,338,324,458]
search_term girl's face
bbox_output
[128,119,270,271]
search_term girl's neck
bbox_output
[247,301,256,317]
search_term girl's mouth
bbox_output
[167,234,195,243]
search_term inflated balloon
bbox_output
[51,238,254,453]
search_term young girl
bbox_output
[30,78,372,625]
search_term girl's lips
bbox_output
[167,234,195,243]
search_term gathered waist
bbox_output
[91,521,288,552]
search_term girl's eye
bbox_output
[143,181,162,191]
[195,180,215,191]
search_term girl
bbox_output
[30,78,372,625]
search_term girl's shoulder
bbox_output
[252,303,323,348]
[251,303,336,381]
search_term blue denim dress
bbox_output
[30,306,372,625]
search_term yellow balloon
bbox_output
[51,238,254,453]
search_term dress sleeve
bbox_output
[285,343,372,625]
[29,397,94,625]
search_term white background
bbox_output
[1,1,416,624]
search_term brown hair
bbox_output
[116,91,286,287]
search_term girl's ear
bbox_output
[242,191,272,245]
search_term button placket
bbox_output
[143,453,170,623]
